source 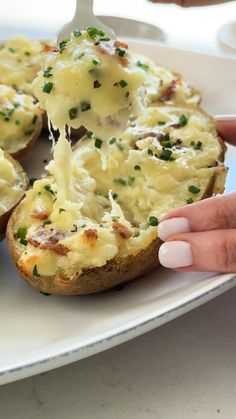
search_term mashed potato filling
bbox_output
[0,149,25,215]
[33,29,145,139]
[0,85,41,154]
[14,104,224,278]
[0,37,43,95]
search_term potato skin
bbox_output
[0,153,28,241]
[10,114,43,160]
[6,109,227,295]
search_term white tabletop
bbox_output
[1,1,236,418]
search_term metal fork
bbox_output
[57,0,116,43]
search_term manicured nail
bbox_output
[158,241,193,268]
[158,217,190,241]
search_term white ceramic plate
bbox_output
[1,40,236,386]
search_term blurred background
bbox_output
[0,0,236,56]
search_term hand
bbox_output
[149,0,230,6]
[158,116,236,273]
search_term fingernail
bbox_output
[158,217,190,241]
[158,241,193,268]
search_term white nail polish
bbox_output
[158,217,190,241]
[158,241,193,268]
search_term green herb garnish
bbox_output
[44,184,55,195]
[8,47,16,53]
[112,193,118,200]
[128,176,135,186]
[17,227,27,240]
[94,138,102,149]
[158,121,166,126]
[43,220,52,225]
[109,137,116,145]
[69,107,78,120]
[87,27,105,40]
[159,149,173,161]
[86,130,93,138]
[134,165,141,171]
[114,178,127,186]
[59,208,66,214]
[42,82,53,94]
[148,149,153,156]
[179,114,188,127]
[29,177,37,186]
[119,79,128,88]
[80,101,91,112]
[59,38,70,53]
[186,197,194,204]
[15,120,20,125]
[136,60,149,71]
[73,29,82,37]
[188,185,201,194]
[148,216,158,226]
[24,129,34,136]
[115,47,126,57]
[43,66,53,78]
[19,238,28,246]
[33,265,40,277]
[24,51,31,56]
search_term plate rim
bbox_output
[1,40,236,385]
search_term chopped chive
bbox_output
[73,29,82,37]
[17,227,27,240]
[43,66,53,78]
[29,177,37,186]
[112,193,118,200]
[42,82,53,94]
[24,129,34,136]
[19,238,28,246]
[94,138,102,149]
[179,114,188,127]
[109,137,116,145]
[116,143,124,151]
[148,149,153,156]
[128,176,135,186]
[69,107,78,120]
[100,37,110,42]
[114,178,127,186]
[87,27,105,39]
[59,208,66,214]
[86,130,93,138]
[111,216,120,221]
[76,52,85,60]
[92,58,100,65]
[59,38,70,53]
[119,79,128,88]
[15,120,20,125]
[186,197,194,204]
[32,115,38,124]
[71,224,78,233]
[191,140,202,150]
[43,220,52,225]
[136,60,149,71]
[134,165,141,171]
[25,51,31,56]
[148,216,158,226]
[80,101,91,112]
[115,47,126,57]
[8,47,16,53]
[158,121,166,125]
[188,185,201,194]
[89,68,100,78]
[33,265,40,277]
[159,149,173,161]
[44,184,55,195]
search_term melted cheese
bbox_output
[0,84,41,154]
[0,149,24,215]
[0,37,43,95]
[14,104,224,278]
[33,31,145,139]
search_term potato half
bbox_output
[0,85,43,158]
[7,105,226,294]
[0,149,28,240]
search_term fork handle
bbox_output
[74,0,94,21]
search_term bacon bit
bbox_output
[120,56,129,67]
[139,131,164,140]
[83,229,98,241]
[31,207,49,221]
[114,40,128,50]
[43,44,59,53]
[160,78,182,102]
[112,222,133,239]
[28,227,69,255]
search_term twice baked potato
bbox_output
[0,37,45,96]
[0,148,28,240]
[7,105,226,294]
[0,84,42,158]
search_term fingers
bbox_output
[214,115,236,145]
[158,193,236,240]
[158,229,236,272]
